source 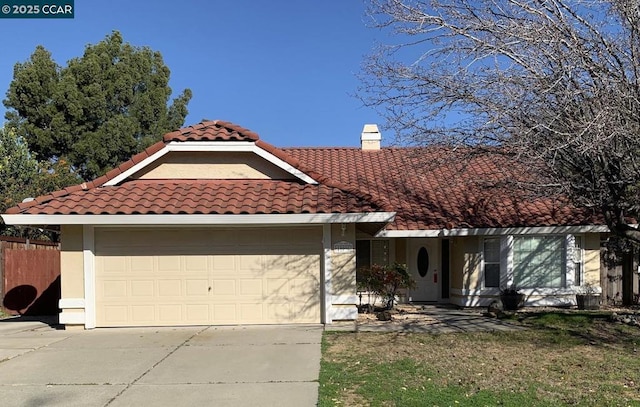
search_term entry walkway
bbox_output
[328,305,525,333]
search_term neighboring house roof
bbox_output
[4,120,601,231]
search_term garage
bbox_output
[94,227,322,327]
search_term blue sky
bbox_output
[0,0,387,147]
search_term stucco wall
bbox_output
[330,224,357,320]
[450,236,481,291]
[60,225,84,299]
[135,151,296,180]
[583,233,601,286]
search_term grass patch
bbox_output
[319,312,640,406]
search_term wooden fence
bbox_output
[0,236,61,316]
[600,242,640,306]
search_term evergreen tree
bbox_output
[4,31,192,180]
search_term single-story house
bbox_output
[1,120,608,329]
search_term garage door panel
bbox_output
[95,228,321,327]
[158,304,181,322]
[101,305,128,324]
[158,257,182,273]
[266,303,291,322]
[130,256,154,272]
[213,304,237,321]
[131,305,155,322]
[239,303,263,322]
[185,256,208,271]
[185,304,210,322]
[101,280,128,298]
[213,255,235,270]
[292,303,320,322]
[129,280,154,297]
[239,279,262,296]
[237,255,263,272]
[101,256,127,273]
[185,279,208,296]
[266,278,288,297]
[158,280,181,296]
[212,279,236,295]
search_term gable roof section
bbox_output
[5,121,392,220]
[104,120,318,186]
[285,147,602,231]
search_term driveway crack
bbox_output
[103,326,209,406]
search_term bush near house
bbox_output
[357,263,414,310]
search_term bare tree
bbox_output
[360,0,640,244]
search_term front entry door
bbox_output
[408,239,440,302]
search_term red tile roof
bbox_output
[284,147,600,230]
[16,180,385,215]
[5,120,390,217]
[4,120,601,230]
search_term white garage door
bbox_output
[94,227,322,327]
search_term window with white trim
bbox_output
[572,235,584,286]
[356,239,390,269]
[513,236,566,288]
[483,237,501,288]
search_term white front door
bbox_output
[408,239,440,302]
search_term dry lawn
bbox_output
[320,312,640,406]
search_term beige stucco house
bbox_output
[1,121,607,329]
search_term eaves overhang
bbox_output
[1,212,396,226]
[376,224,610,237]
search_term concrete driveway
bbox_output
[0,319,322,407]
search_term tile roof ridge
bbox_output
[282,146,363,151]
[163,120,260,142]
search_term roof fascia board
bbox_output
[105,141,317,186]
[250,145,318,184]
[378,225,610,237]
[376,230,441,238]
[1,212,396,226]
[105,147,170,186]
[442,225,610,236]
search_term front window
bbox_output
[572,236,584,286]
[513,236,566,288]
[483,238,501,288]
[356,240,390,286]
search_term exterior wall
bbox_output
[59,225,85,326]
[450,237,482,305]
[136,152,296,180]
[329,224,357,320]
[583,233,601,286]
[447,233,604,307]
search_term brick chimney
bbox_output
[361,124,381,151]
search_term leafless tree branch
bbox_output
[360,0,640,242]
